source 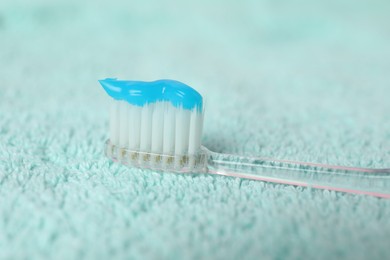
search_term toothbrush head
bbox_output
[99,79,207,173]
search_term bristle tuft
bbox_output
[109,100,204,170]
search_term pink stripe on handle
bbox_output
[208,169,390,199]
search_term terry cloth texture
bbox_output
[1,0,390,259]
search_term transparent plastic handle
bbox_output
[105,140,390,198]
[205,148,390,198]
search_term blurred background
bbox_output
[1,0,389,167]
[1,0,390,166]
[0,0,390,259]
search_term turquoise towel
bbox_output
[0,0,389,259]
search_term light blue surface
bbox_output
[0,0,390,259]
[99,78,203,110]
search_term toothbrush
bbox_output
[99,78,390,199]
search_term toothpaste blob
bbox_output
[99,78,203,110]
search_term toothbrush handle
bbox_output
[204,148,390,198]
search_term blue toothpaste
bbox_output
[99,78,203,110]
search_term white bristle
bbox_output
[174,108,190,168]
[175,107,191,155]
[119,101,129,148]
[188,108,203,155]
[140,104,153,152]
[110,100,119,145]
[128,104,141,150]
[188,107,203,167]
[163,103,176,155]
[110,100,204,169]
[151,102,164,154]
